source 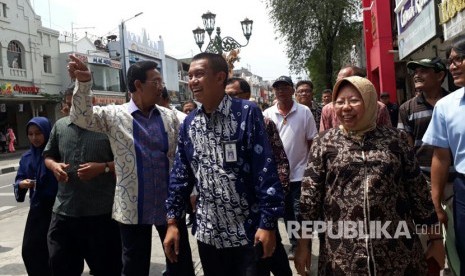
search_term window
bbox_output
[43,56,52,73]
[0,3,6,18]
[88,64,122,92]
[7,41,22,69]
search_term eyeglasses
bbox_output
[145,80,164,87]
[447,55,465,67]
[296,89,313,95]
[334,98,363,108]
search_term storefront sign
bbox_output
[88,56,122,69]
[441,0,465,41]
[94,95,126,105]
[395,0,436,59]
[129,43,160,58]
[439,0,465,24]
[0,82,41,95]
[398,0,431,33]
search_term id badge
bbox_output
[223,141,238,163]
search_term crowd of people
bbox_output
[12,34,465,276]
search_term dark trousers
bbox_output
[0,141,6,153]
[257,230,292,276]
[47,213,122,276]
[454,175,465,276]
[198,241,257,276]
[22,199,54,276]
[284,181,301,246]
[119,220,195,276]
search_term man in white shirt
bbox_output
[263,76,318,259]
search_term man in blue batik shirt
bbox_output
[164,53,284,275]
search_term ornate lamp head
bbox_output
[192,27,206,51]
[202,11,216,37]
[241,18,253,41]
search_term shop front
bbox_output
[0,82,60,148]
[67,53,126,105]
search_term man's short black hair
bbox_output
[161,86,169,100]
[126,60,159,93]
[226,77,251,93]
[450,34,465,57]
[191,53,228,87]
[295,80,314,90]
[322,89,332,95]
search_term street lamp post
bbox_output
[120,12,143,100]
[192,11,253,55]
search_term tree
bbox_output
[265,0,361,91]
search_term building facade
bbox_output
[59,37,125,105]
[0,0,62,148]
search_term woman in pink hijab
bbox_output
[7,127,16,152]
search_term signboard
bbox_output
[440,0,465,41]
[439,0,465,24]
[395,0,436,59]
[0,82,41,95]
[88,56,122,69]
[94,95,126,105]
[74,53,122,69]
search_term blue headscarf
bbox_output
[14,117,57,204]
[26,117,52,182]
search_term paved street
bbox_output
[0,172,23,216]
[0,151,319,275]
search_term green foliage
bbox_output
[265,0,361,94]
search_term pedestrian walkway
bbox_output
[0,149,27,175]
[0,209,312,275]
[0,154,318,275]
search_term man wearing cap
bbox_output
[379,91,398,127]
[263,76,318,259]
[399,58,456,274]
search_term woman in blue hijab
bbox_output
[14,117,58,276]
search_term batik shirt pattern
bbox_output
[301,126,437,275]
[167,96,284,248]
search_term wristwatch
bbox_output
[104,162,110,173]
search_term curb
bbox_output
[0,165,19,175]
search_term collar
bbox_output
[455,87,465,99]
[273,101,297,116]
[417,89,449,104]
[64,116,73,126]
[127,99,159,117]
[196,94,232,118]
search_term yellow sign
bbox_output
[439,0,465,24]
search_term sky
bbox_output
[30,0,305,81]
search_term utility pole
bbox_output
[120,12,143,100]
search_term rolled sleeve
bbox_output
[422,105,450,149]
